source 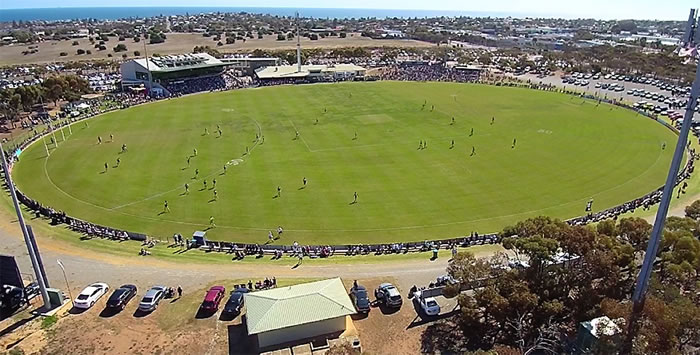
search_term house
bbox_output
[245,278,356,349]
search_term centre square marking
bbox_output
[355,113,394,124]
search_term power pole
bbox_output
[296,11,302,73]
[0,143,52,310]
[623,7,700,353]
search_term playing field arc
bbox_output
[13,81,677,245]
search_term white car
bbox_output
[414,290,440,316]
[74,282,109,309]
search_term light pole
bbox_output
[56,259,73,307]
[0,142,51,310]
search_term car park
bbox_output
[349,283,371,313]
[375,283,402,308]
[139,286,166,312]
[106,284,137,310]
[222,287,249,316]
[200,285,226,312]
[74,283,109,309]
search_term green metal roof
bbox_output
[245,278,356,335]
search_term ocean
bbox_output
[0,7,537,22]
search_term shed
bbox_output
[245,278,356,349]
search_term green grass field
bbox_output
[13,81,677,245]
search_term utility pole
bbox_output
[624,7,700,353]
[57,259,74,307]
[296,11,302,73]
[0,143,51,310]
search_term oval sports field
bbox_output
[13,81,676,245]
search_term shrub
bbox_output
[121,53,127,58]
[309,34,318,40]
[113,43,127,52]
[71,40,79,46]
[107,53,113,57]
[277,34,285,41]
[217,41,223,46]
[86,50,92,54]
[76,48,85,55]
[225,37,235,44]
[41,315,58,329]
[340,32,347,38]
[98,45,107,51]
[133,50,140,56]
[59,52,68,56]
[133,36,140,42]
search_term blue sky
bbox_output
[0,0,696,20]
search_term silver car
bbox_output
[138,286,166,312]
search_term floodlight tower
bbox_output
[296,12,302,73]
[624,7,700,352]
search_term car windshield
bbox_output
[142,297,153,303]
[356,290,367,298]
[77,294,89,300]
[427,300,438,307]
[390,295,401,301]
[202,301,214,307]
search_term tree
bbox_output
[71,40,79,46]
[76,49,85,55]
[684,199,700,220]
[447,251,491,289]
[226,37,235,44]
[617,217,652,252]
[133,36,140,42]
[113,43,127,52]
[277,33,285,41]
[45,84,63,106]
[133,50,141,56]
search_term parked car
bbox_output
[138,286,166,312]
[375,283,402,308]
[106,284,137,310]
[200,286,226,312]
[222,287,249,316]
[349,284,370,313]
[74,283,109,309]
[414,290,441,316]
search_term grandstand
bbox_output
[255,63,366,83]
[120,53,227,96]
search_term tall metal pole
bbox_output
[57,259,74,307]
[143,37,153,94]
[625,17,700,350]
[296,12,302,73]
[0,143,52,310]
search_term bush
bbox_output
[113,43,127,52]
[99,40,105,45]
[71,40,79,46]
[40,315,58,329]
[216,41,223,46]
[86,50,92,54]
[309,34,319,40]
[133,50,140,56]
[76,48,85,55]
[118,36,125,41]
[122,53,128,58]
[225,37,235,44]
[59,52,68,56]
[149,33,165,44]
[277,34,285,41]
[133,36,140,42]
[257,32,263,39]
[340,32,347,38]
[98,45,107,51]
[107,53,113,57]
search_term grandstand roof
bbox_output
[255,63,366,79]
[133,53,225,73]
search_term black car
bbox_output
[350,285,370,313]
[106,284,137,310]
[222,288,249,316]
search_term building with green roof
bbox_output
[244,278,356,348]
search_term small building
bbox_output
[575,316,622,353]
[255,64,366,82]
[220,56,280,76]
[245,278,356,349]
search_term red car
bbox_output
[200,286,226,312]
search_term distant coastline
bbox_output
[0,7,546,22]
